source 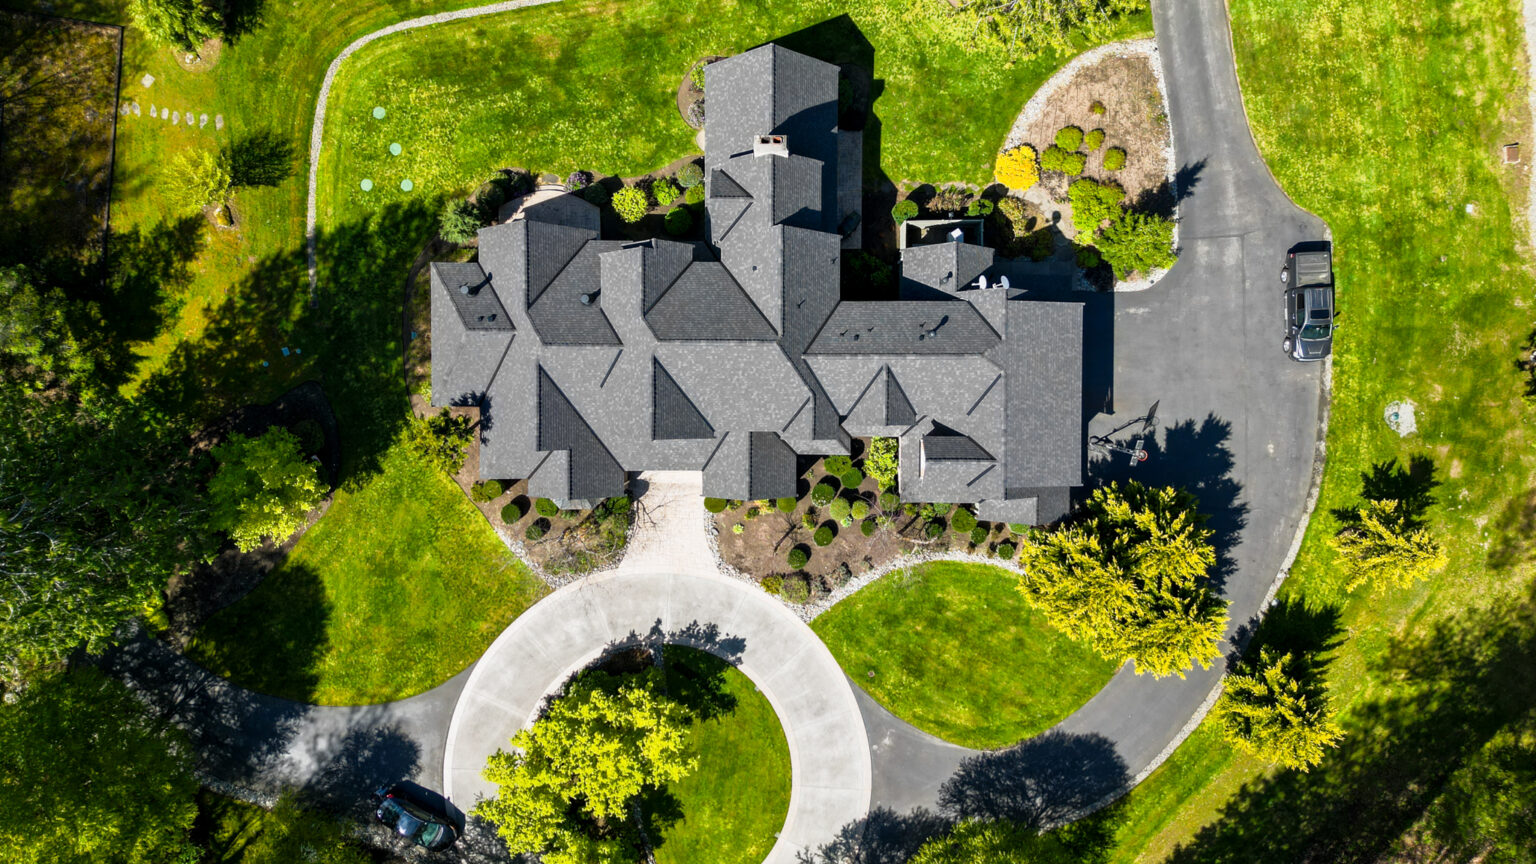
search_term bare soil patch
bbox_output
[173,37,222,72]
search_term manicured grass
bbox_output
[1080,1,1536,860]
[811,561,1117,749]
[189,444,546,704]
[652,646,790,864]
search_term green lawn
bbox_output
[811,561,1117,749]
[189,444,546,704]
[652,647,791,864]
[1078,1,1536,861]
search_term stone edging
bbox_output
[304,0,564,299]
[1002,38,1179,293]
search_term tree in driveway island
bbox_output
[1016,480,1228,678]
[207,427,325,552]
[478,668,697,864]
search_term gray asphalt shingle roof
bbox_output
[805,301,1002,355]
[645,261,779,342]
[652,358,715,440]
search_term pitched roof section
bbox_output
[923,426,994,461]
[536,366,626,500]
[525,240,624,346]
[652,358,715,440]
[885,367,917,426]
[805,301,1003,355]
[435,262,512,331]
[645,261,779,342]
[701,430,798,499]
[900,241,997,298]
[1004,301,1084,488]
[711,168,752,198]
[524,220,597,305]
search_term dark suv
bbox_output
[373,785,458,851]
[1281,245,1334,361]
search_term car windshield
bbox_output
[417,823,444,847]
[1301,323,1331,340]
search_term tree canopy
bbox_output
[408,408,474,474]
[0,266,93,394]
[1017,481,1228,678]
[941,0,1149,55]
[864,436,899,492]
[0,669,198,864]
[1329,498,1447,592]
[1218,648,1342,771]
[207,427,325,553]
[478,668,696,864]
[233,793,372,864]
[128,0,221,52]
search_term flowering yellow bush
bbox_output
[994,145,1039,192]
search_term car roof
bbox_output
[1292,251,1332,285]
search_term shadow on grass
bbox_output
[1164,580,1536,863]
[1330,456,1439,529]
[1228,597,1344,677]
[187,561,331,704]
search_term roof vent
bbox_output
[458,283,473,296]
[753,134,788,158]
[579,291,599,306]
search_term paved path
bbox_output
[859,0,1329,822]
[304,0,562,297]
[442,472,872,864]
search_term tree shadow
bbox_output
[1489,486,1536,571]
[301,725,421,820]
[660,644,738,721]
[1166,580,1536,863]
[939,731,1130,830]
[795,805,950,864]
[227,129,297,189]
[1330,456,1438,528]
[1130,159,1207,220]
[221,0,268,44]
[1226,597,1344,677]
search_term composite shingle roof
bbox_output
[805,301,1002,355]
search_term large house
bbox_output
[429,43,1084,525]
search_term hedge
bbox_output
[534,498,560,518]
[704,497,729,513]
[1040,145,1087,176]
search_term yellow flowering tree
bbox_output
[994,144,1040,192]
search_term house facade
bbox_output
[429,43,1084,524]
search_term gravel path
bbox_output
[304,0,563,299]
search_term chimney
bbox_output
[753,134,788,158]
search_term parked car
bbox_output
[373,785,458,851]
[1281,245,1334,361]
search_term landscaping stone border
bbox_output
[1003,38,1178,293]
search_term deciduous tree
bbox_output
[1017,481,1227,677]
[128,0,221,52]
[237,793,372,864]
[864,436,899,492]
[206,427,324,552]
[164,148,232,215]
[0,266,92,393]
[1096,208,1176,278]
[1218,648,1342,771]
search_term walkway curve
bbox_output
[304,0,563,296]
[443,473,871,864]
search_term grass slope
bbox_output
[190,445,546,704]
[653,647,791,864]
[811,562,1117,749]
[1086,1,1535,860]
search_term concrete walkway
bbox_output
[442,472,872,864]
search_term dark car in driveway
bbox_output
[1281,246,1334,361]
[373,785,458,851]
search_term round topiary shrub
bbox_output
[776,496,797,513]
[787,547,809,569]
[652,179,681,206]
[996,541,1017,559]
[783,576,811,604]
[994,145,1039,192]
[684,184,706,205]
[1055,125,1085,151]
[860,517,877,536]
[814,524,835,546]
[892,199,919,224]
[840,467,864,489]
[471,479,504,502]
[811,483,836,507]
[534,498,560,518]
[879,491,900,511]
[762,574,785,595]
[924,519,945,539]
[1103,147,1127,172]
[970,525,988,545]
[951,508,977,533]
[677,162,704,188]
[1090,100,1107,115]
[829,497,852,523]
[851,499,869,520]
[704,497,729,513]
[583,182,611,206]
[664,206,693,236]
[612,186,649,223]
[1084,128,1106,151]
[824,454,853,475]
[525,519,549,541]
[1040,146,1087,176]
[565,170,593,191]
[501,501,524,523]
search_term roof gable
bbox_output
[652,358,715,440]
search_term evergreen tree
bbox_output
[408,408,474,474]
[128,0,221,53]
[1329,498,1447,592]
[1218,648,1342,771]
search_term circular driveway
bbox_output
[442,566,872,864]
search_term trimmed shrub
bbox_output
[534,498,560,518]
[801,511,818,530]
[612,186,649,223]
[865,437,899,492]
[851,499,870,520]
[1009,522,1030,535]
[565,170,593,191]
[1090,100,1107,115]
[811,483,837,506]
[1076,244,1103,269]
[814,524,835,546]
[1098,209,1178,278]
[879,491,900,511]
[1055,125,1085,151]
[783,576,811,604]
[664,206,693,236]
[652,179,681,206]
[966,198,995,217]
[500,501,524,523]
[951,508,977,533]
[892,199,919,224]
[476,181,509,220]
[762,574,785,594]
[997,541,1016,559]
[970,525,989,545]
[776,496,797,513]
[1040,145,1087,176]
[824,455,853,475]
[439,199,484,243]
[1103,147,1128,172]
[582,182,611,206]
[1069,177,1126,236]
[994,145,1039,192]
[1085,128,1106,151]
[829,497,852,523]
[704,497,729,513]
[732,523,744,534]
[525,519,549,541]
[924,520,945,539]
[677,162,704,188]
[471,480,504,502]
[860,518,877,536]
[840,467,864,489]
[683,184,705,205]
